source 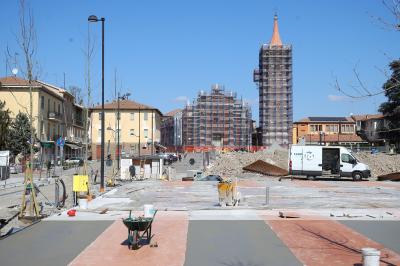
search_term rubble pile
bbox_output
[204,148,288,178]
[354,152,400,177]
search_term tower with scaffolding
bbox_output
[182,84,252,151]
[254,15,293,147]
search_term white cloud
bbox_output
[328,94,349,102]
[173,96,188,103]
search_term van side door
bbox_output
[302,147,322,176]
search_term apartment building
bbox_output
[351,114,387,145]
[0,76,86,160]
[89,99,162,159]
[292,117,365,145]
[160,109,182,151]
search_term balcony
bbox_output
[48,112,63,121]
[73,118,84,127]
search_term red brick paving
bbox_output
[265,218,400,266]
[69,211,188,266]
[290,179,335,189]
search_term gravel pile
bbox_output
[206,149,400,179]
[204,148,288,178]
[353,152,400,177]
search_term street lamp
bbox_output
[88,15,105,191]
[116,92,130,170]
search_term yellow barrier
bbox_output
[73,175,89,192]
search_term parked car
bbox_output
[197,175,223,182]
[64,157,84,166]
[9,163,22,174]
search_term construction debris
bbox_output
[204,148,288,178]
[243,160,288,176]
[353,152,400,177]
[377,172,400,182]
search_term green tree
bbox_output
[0,100,11,150]
[7,112,34,156]
[379,59,400,144]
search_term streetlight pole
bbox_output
[88,15,105,192]
[117,92,120,170]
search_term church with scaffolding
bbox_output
[182,84,252,151]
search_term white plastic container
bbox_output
[78,198,88,210]
[362,248,380,266]
[144,204,154,218]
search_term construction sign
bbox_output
[73,175,89,192]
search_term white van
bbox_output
[289,145,370,181]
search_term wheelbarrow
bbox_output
[122,210,158,250]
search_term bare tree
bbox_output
[17,0,40,218]
[68,85,83,105]
[82,23,96,174]
[334,0,400,99]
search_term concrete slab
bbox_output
[184,220,301,266]
[0,220,112,266]
[341,220,400,254]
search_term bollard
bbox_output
[362,247,380,266]
[266,186,270,205]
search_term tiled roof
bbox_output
[90,99,162,115]
[303,134,364,143]
[0,76,41,87]
[295,117,354,123]
[0,76,64,100]
[351,114,384,121]
[164,109,182,117]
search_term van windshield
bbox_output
[349,152,358,163]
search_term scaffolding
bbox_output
[254,44,293,147]
[182,84,252,151]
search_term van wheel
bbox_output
[307,175,316,181]
[352,171,363,181]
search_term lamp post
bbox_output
[88,15,105,191]
[116,92,130,170]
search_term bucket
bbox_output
[362,247,380,266]
[144,204,155,218]
[78,198,88,210]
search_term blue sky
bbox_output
[1,0,399,121]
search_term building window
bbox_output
[41,96,45,109]
[326,125,338,132]
[341,124,354,133]
[130,112,135,120]
[310,124,322,133]
[129,129,135,136]
[144,129,148,138]
[48,99,50,111]
[98,112,102,120]
[143,112,148,121]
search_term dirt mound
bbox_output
[204,149,288,178]
[353,152,400,177]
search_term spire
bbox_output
[269,14,282,46]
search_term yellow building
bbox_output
[0,76,86,160]
[89,99,162,159]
